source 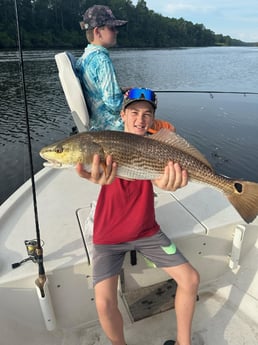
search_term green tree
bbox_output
[0,0,250,49]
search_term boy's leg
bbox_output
[134,230,199,345]
[163,262,200,345]
[94,275,126,345]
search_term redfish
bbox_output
[40,129,258,223]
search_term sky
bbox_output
[132,0,258,42]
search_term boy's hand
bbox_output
[76,154,117,185]
[152,161,188,191]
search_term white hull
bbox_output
[1,166,258,345]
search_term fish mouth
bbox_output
[42,160,75,169]
[43,161,63,168]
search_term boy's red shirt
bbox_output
[93,178,160,244]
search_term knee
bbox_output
[190,268,200,290]
[185,267,200,293]
[95,296,118,316]
[178,266,200,293]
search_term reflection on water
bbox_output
[156,92,258,181]
[0,51,74,204]
[1,47,258,205]
[1,61,70,144]
[112,47,258,92]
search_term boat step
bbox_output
[121,279,177,322]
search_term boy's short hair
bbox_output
[85,25,108,43]
[85,29,94,43]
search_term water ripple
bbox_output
[1,47,258,205]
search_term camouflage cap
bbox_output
[80,5,128,30]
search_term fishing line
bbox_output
[14,0,45,283]
[155,90,258,95]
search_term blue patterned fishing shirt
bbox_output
[76,44,124,131]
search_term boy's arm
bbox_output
[152,161,188,191]
[76,154,117,185]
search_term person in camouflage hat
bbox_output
[76,5,128,131]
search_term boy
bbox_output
[77,88,199,345]
[76,5,128,131]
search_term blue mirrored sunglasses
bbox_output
[127,88,156,102]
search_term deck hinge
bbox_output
[229,224,246,270]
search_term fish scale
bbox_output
[40,129,258,223]
[87,131,231,189]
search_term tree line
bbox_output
[0,0,254,49]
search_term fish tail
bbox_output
[227,180,258,223]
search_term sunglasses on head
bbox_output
[127,88,156,102]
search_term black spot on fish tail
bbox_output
[234,182,243,193]
[227,180,258,223]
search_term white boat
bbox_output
[1,52,258,345]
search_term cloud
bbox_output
[132,1,258,42]
[163,2,215,15]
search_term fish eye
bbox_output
[55,146,63,154]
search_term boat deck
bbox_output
[1,167,258,345]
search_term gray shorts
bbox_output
[92,230,187,286]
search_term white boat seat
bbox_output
[55,52,90,132]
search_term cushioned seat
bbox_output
[55,52,90,132]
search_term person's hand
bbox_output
[152,161,188,191]
[76,154,117,185]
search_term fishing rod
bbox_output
[154,90,258,95]
[14,0,45,290]
[13,0,56,330]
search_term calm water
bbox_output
[1,47,258,205]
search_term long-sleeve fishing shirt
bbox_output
[76,44,124,131]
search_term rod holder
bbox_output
[35,278,57,331]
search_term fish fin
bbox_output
[227,180,258,223]
[151,129,213,169]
